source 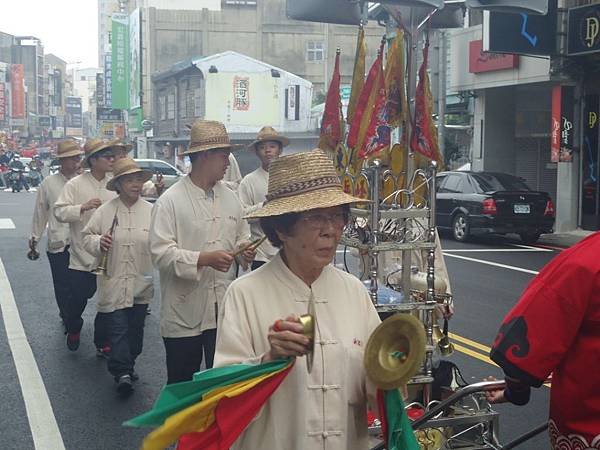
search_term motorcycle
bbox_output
[27,167,43,187]
[7,167,29,192]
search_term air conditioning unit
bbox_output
[286,0,363,25]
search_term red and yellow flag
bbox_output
[318,50,343,153]
[126,360,294,450]
[411,40,443,168]
[347,40,391,161]
[385,28,408,128]
[347,25,366,126]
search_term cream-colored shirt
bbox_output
[149,176,250,338]
[223,153,242,190]
[214,253,381,450]
[54,172,116,271]
[237,166,278,262]
[30,172,71,253]
[82,197,154,313]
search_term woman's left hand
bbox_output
[484,376,507,404]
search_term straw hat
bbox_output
[182,120,242,155]
[106,157,153,191]
[109,139,133,153]
[249,126,290,150]
[82,138,114,167]
[246,149,367,219]
[56,140,83,159]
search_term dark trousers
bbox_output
[163,329,217,384]
[65,269,107,346]
[251,260,266,271]
[106,304,148,380]
[46,248,72,319]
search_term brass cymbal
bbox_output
[364,313,426,390]
[299,293,316,373]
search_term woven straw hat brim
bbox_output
[249,134,290,150]
[245,186,368,219]
[107,168,153,191]
[82,141,115,167]
[182,142,243,155]
[57,149,84,159]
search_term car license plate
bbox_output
[514,204,530,214]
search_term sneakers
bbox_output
[66,333,80,351]
[96,344,111,359]
[116,374,134,396]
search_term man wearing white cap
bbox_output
[29,140,83,323]
[238,126,288,270]
[150,120,254,384]
[54,138,117,352]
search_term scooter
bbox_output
[27,167,43,187]
[8,168,29,192]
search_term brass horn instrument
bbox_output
[92,212,119,276]
[364,313,426,390]
[433,319,454,356]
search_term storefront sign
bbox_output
[469,40,519,73]
[0,82,5,122]
[10,64,25,119]
[551,86,574,163]
[286,85,300,120]
[65,96,83,137]
[484,0,557,56]
[97,107,123,122]
[129,9,141,110]
[233,76,250,111]
[582,94,599,229]
[111,13,129,110]
[567,4,600,56]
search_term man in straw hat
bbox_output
[83,157,154,396]
[238,126,288,270]
[29,140,83,323]
[214,149,381,450]
[150,120,255,384]
[54,138,117,353]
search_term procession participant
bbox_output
[214,149,381,450]
[82,158,153,396]
[149,120,254,384]
[29,140,83,323]
[238,126,288,270]
[486,232,600,449]
[110,139,165,199]
[54,138,116,353]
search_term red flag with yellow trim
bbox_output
[385,28,408,128]
[318,50,343,153]
[347,25,366,126]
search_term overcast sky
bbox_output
[3,1,98,68]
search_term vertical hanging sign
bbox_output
[551,85,575,163]
[111,13,129,110]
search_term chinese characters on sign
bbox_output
[10,64,25,120]
[111,13,129,110]
[0,83,5,123]
[233,76,250,111]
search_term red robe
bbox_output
[490,233,600,449]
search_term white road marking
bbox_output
[0,258,65,449]
[0,218,16,229]
[442,252,540,275]
[510,243,552,252]
[444,248,543,253]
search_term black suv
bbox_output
[436,171,555,244]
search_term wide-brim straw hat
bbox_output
[246,149,368,219]
[56,140,83,159]
[107,157,153,191]
[182,120,242,155]
[82,138,114,167]
[248,126,290,150]
[109,139,133,153]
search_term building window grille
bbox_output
[307,41,325,62]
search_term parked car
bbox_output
[435,171,555,244]
[134,159,183,190]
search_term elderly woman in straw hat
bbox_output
[82,157,154,396]
[238,126,288,270]
[150,120,254,384]
[54,138,117,353]
[214,149,381,450]
[29,140,83,323]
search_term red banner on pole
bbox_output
[551,85,575,163]
[11,64,25,120]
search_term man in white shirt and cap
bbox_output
[29,140,83,324]
[149,119,254,384]
[54,138,117,353]
[238,126,288,270]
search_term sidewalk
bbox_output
[538,229,595,248]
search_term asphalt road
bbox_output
[0,184,558,449]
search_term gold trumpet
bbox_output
[92,213,119,276]
[433,319,454,356]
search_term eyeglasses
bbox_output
[299,212,348,230]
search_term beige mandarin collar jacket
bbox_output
[31,172,71,253]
